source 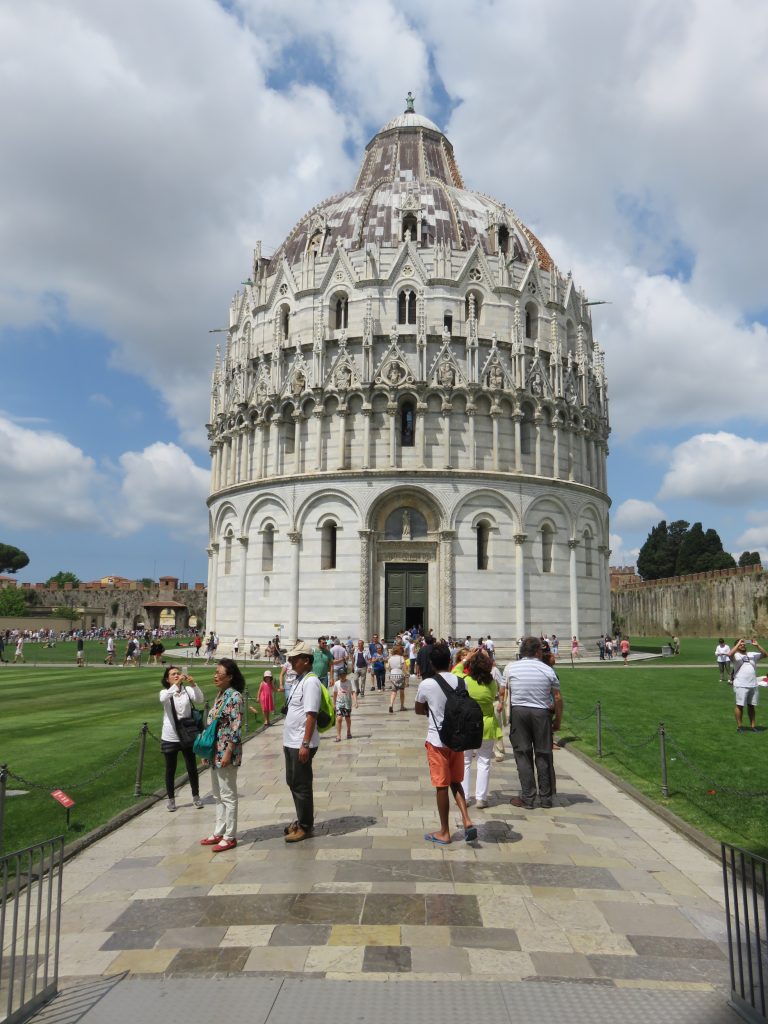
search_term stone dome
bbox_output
[273,109,553,271]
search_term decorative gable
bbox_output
[373,327,417,388]
[428,338,468,389]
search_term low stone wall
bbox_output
[611,570,768,636]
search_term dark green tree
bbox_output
[0,588,27,616]
[0,544,29,575]
[676,522,707,575]
[46,571,81,587]
[739,551,762,567]
[637,519,691,580]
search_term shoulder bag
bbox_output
[193,691,235,759]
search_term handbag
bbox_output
[193,692,234,759]
[169,689,204,750]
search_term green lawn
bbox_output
[627,635,745,665]
[0,664,275,855]
[559,660,768,855]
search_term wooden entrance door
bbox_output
[385,563,428,639]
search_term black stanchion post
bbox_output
[659,723,669,798]
[134,722,148,797]
[0,762,7,854]
[596,702,603,758]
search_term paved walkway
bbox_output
[45,688,734,1019]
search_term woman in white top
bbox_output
[387,644,407,714]
[159,666,205,812]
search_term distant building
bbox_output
[610,566,639,590]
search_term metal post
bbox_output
[596,702,603,758]
[133,723,148,797]
[0,763,7,855]
[659,722,669,797]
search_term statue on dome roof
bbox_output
[405,91,415,113]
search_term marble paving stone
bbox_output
[516,927,575,953]
[329,925,400,946]
[362,945,412,973]
[410,945,469,975]
[588,954,731,983]
[465,948,535,978]
[361,895,425,925]
[107,897,205,932]
[627,935,726,960]
[243,945,309,972]
[530,951,597,978]
[157,926,228,949]
[99,929,163,951]
[113,857,164,869]
[305,944,365,973]
[104,948,178,975]
[291,893,366,924]
[516,863,621,890]
[450,926,520,950]
[609,867,664,892]
[208,884,262,896]
[425,894,482,927]
[400,925,451,947]
[221,925,274,946]
[596,902,703,938]
[165,946,251,975]
[567,931,636,955]
[269,924,332,946]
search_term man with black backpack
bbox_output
[415,642,481,845]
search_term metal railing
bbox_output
[1,836,64,1024]
[722,842,768,1023]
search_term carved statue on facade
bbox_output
[488,363,504,391]
[530,369,543,397]
[405,91,415,113]
[334,365,352,391]
[387,362,405,386]
[292,372,305,397]
[437,362,455,388]
[401,510,411,540]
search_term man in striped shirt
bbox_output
[503,636,562,809]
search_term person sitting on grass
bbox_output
[415,642,476,845]
[332,665,353,741]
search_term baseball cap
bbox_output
[286,641,314,659]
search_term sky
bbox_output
[1,0,767,584]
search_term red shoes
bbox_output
[211,838,237,853]
[199,835,223,845]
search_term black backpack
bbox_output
[428,673,484,752]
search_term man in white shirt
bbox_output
[415,642,476,845]
[715,639,731,683]
[330,639,348,681]
[729,637,767,732]
[282,641,322,842]
[504,636,562,809]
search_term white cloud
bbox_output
[658,432,768,502]
[609,533,640,567]
[612,499,665,532]
[0,415,102,530]
[111,443,209,537]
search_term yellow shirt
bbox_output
[463,673,501,741]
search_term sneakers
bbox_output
[193,796,204,809]
[285,826,313,843]
[475,800,489,809]
[166,799,176,812]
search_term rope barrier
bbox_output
[6,735,140,792]
[666,736,768,799]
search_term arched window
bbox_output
[308,231,323,256]
[398,289,416,325]
[584,530,593,577]
[566,319,576,351]
[498,225,509,255]
[402,214,417,242]
[335,296,348,330]
[279,304,290,341]
[541,525,554,573]
[520,407,535,455]
[401,401,415,447]
[443,312,453,333]
[223,531,233,575]
[525,302,538,340]
[384,508,428,540]
[476,521,490,571]
[261,524,274,572]
[321,522,337,570]
[465,291,482,321]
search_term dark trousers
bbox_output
[162,743,199,799]
[284,746,317,830]
[509,706,555,805]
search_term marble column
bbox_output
[237,536,248,639]
[467,409,477,470]
[388,403,398,467]
[293,412,302,476]
[514,534,527,638]
[534,416,542,476]
[580,432,587,485]
[288,529,301,645]
[491,409,500,471]
[568,538,580,641]
[513,413,522,471]
[336,410,347,470]
[362,408,372,469]
[207,543,219,631]
[443,403,452,469]
[417,403,427,468]
[552,425,560,479]
[359,529,372,639]
[270,419,280,477]
[210,446,218,492]
[313,410,324,472]
[439,529,456,639]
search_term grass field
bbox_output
[2,636,264,667]
[1,663,275,855]
[559,659,768,855]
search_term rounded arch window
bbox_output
[498,225,510,255]
[583,529,594,577]
[476,520,490,571]
[321,521,338,570]
[400,400,415,447]
[223,529,234,575]
[566,319,576,351]
[308,231,323,256]
[279,303,290,341]
[520,405,535,456]
[398,289,416,325]
[541,523,554,573]
[261,524,275,572]
[465,290,482,321]
[525,301,539,340]
[334,293,349,330]
[384,508,427,540]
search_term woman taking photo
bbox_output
[461,649,501,809]
[200,658,245,853]
[159,666,205,812]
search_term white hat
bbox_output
[286,641,314,659]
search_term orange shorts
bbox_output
[425,742,464,787]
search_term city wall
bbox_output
[611,565,768,636]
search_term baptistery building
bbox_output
[206,101,611,645]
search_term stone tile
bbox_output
[197,894,296,926]
[529,951,596,978]
[114,857,164,869]
[627,934,727,960]
[291,893,366,924]
[595,902,703,938]
[243,945,308,972]
[400,925,451,947]
[329,925,400,946]
[157,926,227,948]
[425,894,481,927]
[465,948,534,978]
[208,884,262,896]
[361,894,425,925]
[99,929,163,951]
[567,931,636,955]
[362,945,412,973]
[450,862,524,885]
[477,893,532,929]
[411,945,469,975]
[305,944,365,973]
[517,863,621,890]
[165,946,250,975]
[588,954,730,983]
[608,867,664,892]
[105,948,178,975]
[451,926,520,950]
[107,897,205,931]
[269,923,332,946]
[527,898,612,934]
[316,848,363,861]
[516,927,574,953]
[221,925,274,946]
